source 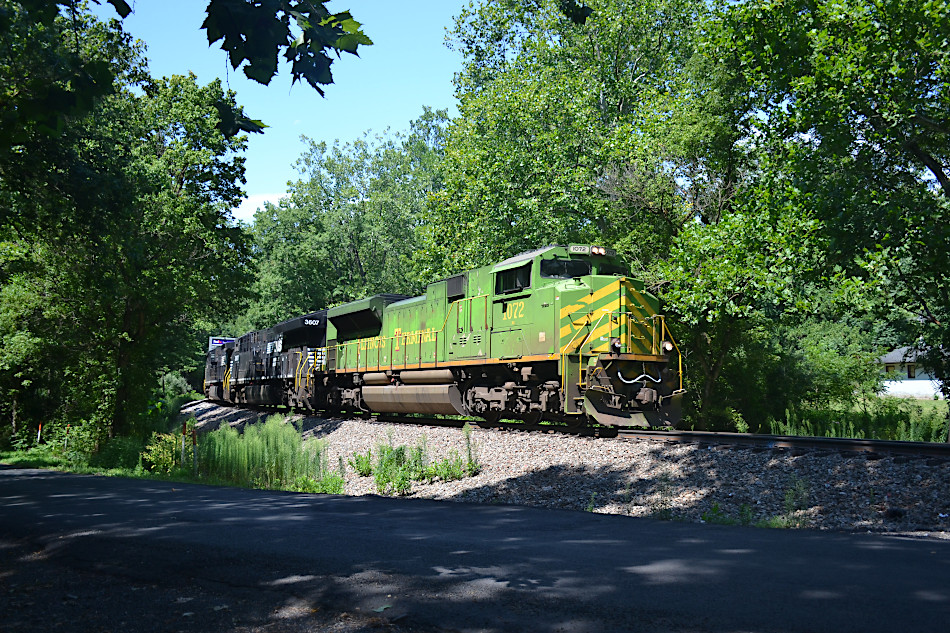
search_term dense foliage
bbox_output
[235,108,448,331]
[1,6,252,445]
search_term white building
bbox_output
[880,347,944,399]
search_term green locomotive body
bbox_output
[323,245,683,427]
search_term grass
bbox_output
[198,414,344,493]
[1,407,483,499]
[1,411,347,495]
[0,445,68,469]
[350,424,480,496]
[769,397,949,442]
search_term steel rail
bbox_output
[615,428,950,459]
[188,400,950,458]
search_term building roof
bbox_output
[879,346,918,364]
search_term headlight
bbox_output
[662,341,674,352]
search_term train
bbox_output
[204,244,685,428]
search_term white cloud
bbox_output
[232,193,286,224]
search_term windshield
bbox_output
[540,258,591,279]
[597,263,629,276]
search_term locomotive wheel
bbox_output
[563,415,588,431]
[521,412,543,429]
[477,412,501,427]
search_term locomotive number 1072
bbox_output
[502,301,526,321]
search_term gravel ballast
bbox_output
[186,401,950,538]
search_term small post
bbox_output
[192,429,198,477]
[64,424,70,450]
[181,420,187,467]
[36,423,42,444]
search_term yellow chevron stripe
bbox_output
[559,280,621,319]
[559,302,586,319]
[559,317,657,352]
[630,287,657,316]
[558,282,663,350]
[559,294,646,340]
[559,301,623,338]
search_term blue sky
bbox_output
[97,0,467,222]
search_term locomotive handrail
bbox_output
[559,310,612,404]
[294,351,305,393]
[659,316,684,392]
[643,314,683,392]
[447,294,489,334]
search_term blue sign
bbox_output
[208,336,235,351]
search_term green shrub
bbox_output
[89,436,143,469]
[784,476,810,514]
[374,443,412,495]
[57,419,105,466]
[142,432,181,474]
[137,392,196,439]
[354,429,481,496]
[290,474,345,494]
[349,449,373,476]
[431,449,467,481]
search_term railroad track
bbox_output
[186,401,950,459]
[614,428,950,459]
[374,413,950,458]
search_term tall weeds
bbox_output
[351,424,481,496]
[769,398,948,442]
[199,415,343,493]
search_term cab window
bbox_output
[540,258,591,279]
[495,262,532,294]
[597,263,629,276]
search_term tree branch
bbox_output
[903,138,950,198]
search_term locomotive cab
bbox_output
[204,340,234,402]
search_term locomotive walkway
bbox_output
[1,466,948,633]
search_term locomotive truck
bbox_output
[204,245,684,427]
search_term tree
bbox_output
[715,0,950,399]
[418,0,727,279]
[657,165,831,425]
[0,12,252,441]
[243,109,448,328]
[201,0,371,94]
[1,0,371,226]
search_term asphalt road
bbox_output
[1,466,948,633]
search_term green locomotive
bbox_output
[322,245,684,427]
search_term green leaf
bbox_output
[105,0,132,19]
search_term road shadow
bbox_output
[2,468,948,633]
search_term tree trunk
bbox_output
[697,320,737,425]
[112,302,145,438]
